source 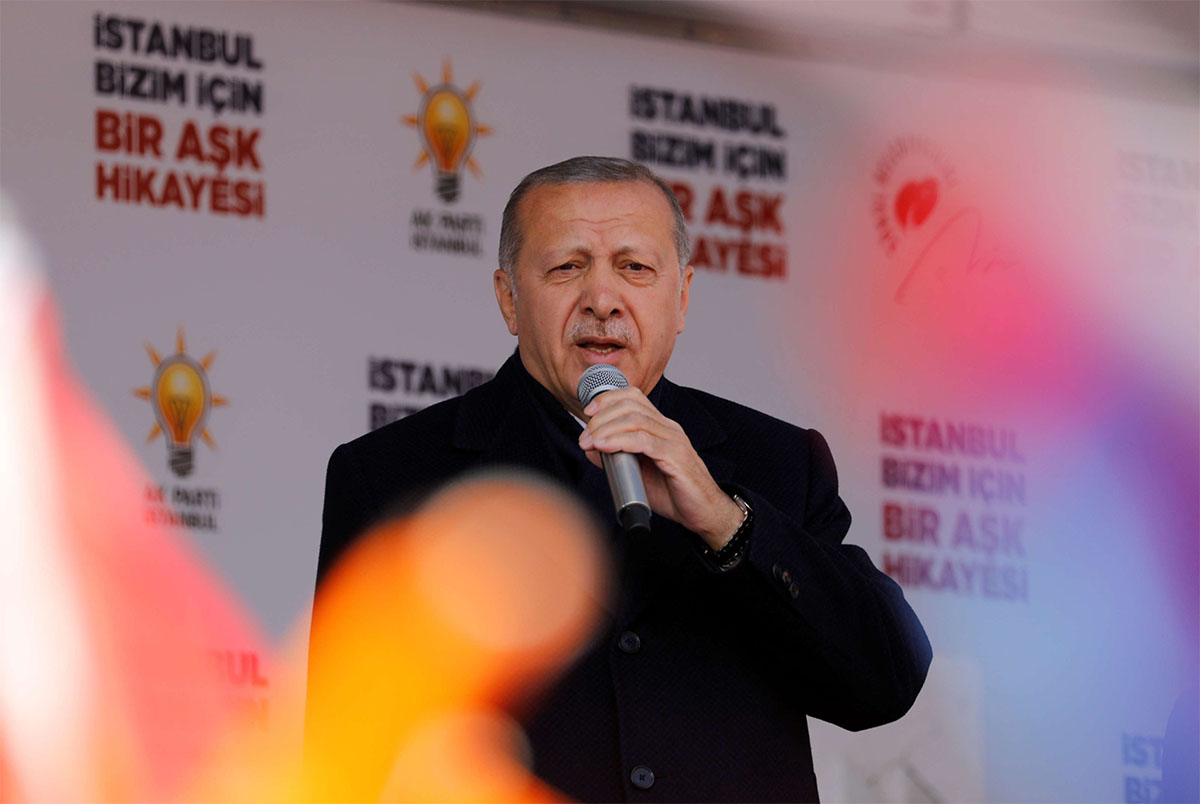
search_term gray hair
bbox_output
[498,156,691,281]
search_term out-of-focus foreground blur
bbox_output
[0,1,1196,802]
[0,217,608,798]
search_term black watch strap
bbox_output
[704,492,753,571]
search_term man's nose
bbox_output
[580,266,624,319]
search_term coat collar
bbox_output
[454,350,730,459]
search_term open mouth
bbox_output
[576,339,626,356]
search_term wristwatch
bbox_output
[705,492,753,571]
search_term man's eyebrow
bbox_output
[539,243,661,262]
[539,244,593,263]
[612,245,661,262]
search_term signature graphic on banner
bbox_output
[891,204,1027,304]
[133,328,227,477]
[870,135,1029,304]
[403,59,492,203]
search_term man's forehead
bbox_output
[520,180,672,222]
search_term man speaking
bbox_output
[313,156,932,802]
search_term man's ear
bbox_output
[494,269,519,336]
[676,264,694,334]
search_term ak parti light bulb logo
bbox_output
[133,329,227,477]
[403,59,492,203]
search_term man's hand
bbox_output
[578,387,742,549]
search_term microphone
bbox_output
[577,364,652,533]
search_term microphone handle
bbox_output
[601,450,651,533]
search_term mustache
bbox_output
[567,319,633,346]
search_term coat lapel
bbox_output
[658,378,733,485]
[453,353,624,621]
[452,352,563,478]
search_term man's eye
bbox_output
[625,263,650,272]
[551,263,579,272]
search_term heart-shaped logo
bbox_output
[894,178,939,229]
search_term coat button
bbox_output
[788,581,800,599]
[630,765,655,789]
[618,631,641,653]
[780,568,792,584]
[772,563,783,580]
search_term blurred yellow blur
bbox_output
[300,474,609,802]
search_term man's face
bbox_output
[494,180,694,416]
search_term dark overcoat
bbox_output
[312,352,932,802]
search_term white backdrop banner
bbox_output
[2,2,1196,801]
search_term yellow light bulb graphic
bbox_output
[153,356,210,477]
[404,61,492,204]
[423,90,472,171]
[420,88,474,203]
[135,330,227,478]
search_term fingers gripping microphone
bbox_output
[577,364,652,534]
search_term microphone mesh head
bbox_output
[576,364,627,406]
